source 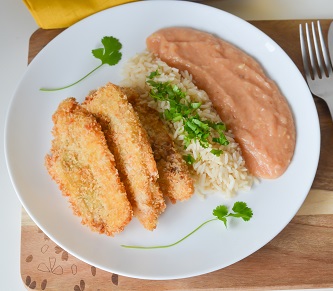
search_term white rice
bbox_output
[121,50,256,198]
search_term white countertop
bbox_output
[1,0,333,290]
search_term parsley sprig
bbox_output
[40,36,122,92]
[213,202,253,227]
[121,201,253,249]
[146,71,229,162]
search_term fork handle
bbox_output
[326,98,333,120]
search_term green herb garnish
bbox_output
[210,149,222,157]
[146,70,229,162]
[121,201,253,249]
[213,202,253,227]
[183,154,195,165]
[40,36,122,91]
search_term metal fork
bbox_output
[299,20,333,119]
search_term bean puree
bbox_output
[147,27,296,178]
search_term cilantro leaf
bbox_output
[210,122,227,132]
[213,205,229,219]
[121,201,253,249]
[92,36,122,66]
[212,135,229,146]
[213,205,228,227]
[148,70,160,79]
[191,102,202,109]
[183,154,195,165]
[40,36,122,92]
[228,201,253,221]
[211,149,222,156]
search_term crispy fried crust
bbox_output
[45,98,132,236]
[124,87,195,203]
[83,83,166,230]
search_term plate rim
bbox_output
[4,0,320,280]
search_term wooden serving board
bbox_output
[21,20,333,290]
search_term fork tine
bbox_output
[311,22,326,78]
[300,21,333,120]
[305,22,319,79]
[316,20,333,76]
[300,21,333,80]
[299,23,312,79]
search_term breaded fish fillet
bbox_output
[45,98,132,236]
[83,83,166,230]
[124,87,194,204]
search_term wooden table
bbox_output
[21,20,333,290]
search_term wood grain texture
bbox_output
[21,20,333,290]
[21,209,333,290]
[297,189,333,215]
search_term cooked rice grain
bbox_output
[121,51,256,198]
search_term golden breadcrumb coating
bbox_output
[83,83,166,230]
[45,98,132,236]
[124,87,194,204]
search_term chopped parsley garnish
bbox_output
[210,149,222,157]
[146,70,229,163]
[40,36,122,91]
[121,201,253,249]
[183,154,195,165]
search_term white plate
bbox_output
[5,1,320,280]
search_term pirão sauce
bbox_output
[147,27,296,178]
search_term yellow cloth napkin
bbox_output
[23,0,138,29]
